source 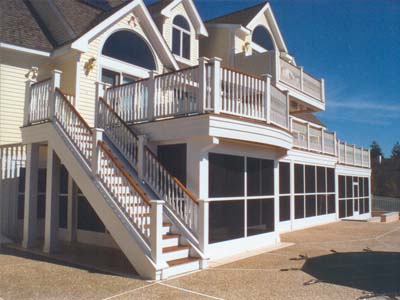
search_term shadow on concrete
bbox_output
[302,251,400,297]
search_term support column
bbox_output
[274,160,280,242]
[66,175,77,242]
[43,146,61,253]
[210,57,222,114]
[22,143,40,249]
[150,200,165,268]
[290,160,295,231]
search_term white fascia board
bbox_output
[246,2,288,53]
[336,164,371,177]
[160,0,208,37]
[286,148,337,167]
[0,42,51,57]
[70,0,178,70]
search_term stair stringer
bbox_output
[44,122,163,279]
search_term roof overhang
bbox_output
[160,0,208,37]
[0,42,51,57]
[70,0,179,70]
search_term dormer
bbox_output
[147,0,208,67]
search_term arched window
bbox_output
[252,26,274,51]
[172,15,190,59]
[102,30,156,70]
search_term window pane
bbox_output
[102,69,120,86]
[339,175,346,198]
[317,167,326,193]
[295,164,304,193]
[247,157,274,196]
[247,199,274,236]
[18,167,26,193]
[279,162,290,194]
[346,176,353,198]
[173,15,190,30]
[339,200,346,218]
[305,195,316,217]
[18,195,24,220]
[327,168,335,192]
[77,196,106,232]
[252,26,274,50]
[182,32,190,59]
[327,194,336,214]
[172,28,181,55]
[317,195,326,215]
[279,196,290,221]
[59,195,68,229]
[295,195,304,219]
[209,200,244,243]
[60,165,68,194]
[364,178,369,197]
[359,177,364,197]
[346,199,353,217]
[305,165,316,193]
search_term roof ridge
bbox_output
[205,1,268,24]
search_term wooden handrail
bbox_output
[31,77,51,86]
[144,146,198,204]
[56,88,93,134]
[98,141,151,205]
[98,97,140,138]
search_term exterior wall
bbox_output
[200,26,234,64]
[78,12,165,126]
[162,2,199,66]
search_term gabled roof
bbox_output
[205,2,267,27]
[147,0,208,37]
[291,112,326,128]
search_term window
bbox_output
[247,157,274,196]
[102,30,156,70]
[172,15,191,59]
[247,198,274,236]
[279,162,290,222]
[252,26,274,51]
[101,69,120,86]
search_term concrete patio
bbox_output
[0,220,399,300]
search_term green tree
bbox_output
[391,142,400,159]
[370,141,384,161]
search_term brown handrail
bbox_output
[220,65,265,81]
[98,141,151,205]
[98,97,140,138]
[31,77,51,86]
[144,146,198,204]
[56,88,93,134]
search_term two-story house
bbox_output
[0,0,371,279]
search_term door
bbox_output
[157,144,187,186]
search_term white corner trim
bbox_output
[160,0,208,37]
[0,42,51,57]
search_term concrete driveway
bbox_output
[0,221,399,300]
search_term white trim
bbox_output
[0,42,51,57]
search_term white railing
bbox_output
[292,120,308,148]
[97,97,138,168]
[98,142,151,243]
[220,67,265,120]
[337,141,370,168]
[54,89,93,163]
[28,78,52,124]
[279,58,324,102]
[154,67,199,118]
[102,59,289,130]
[144,146,198,236]
[309,126,322,152]
[105,79,149,123]
[323,131,335,155]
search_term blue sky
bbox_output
[190,0,400,156]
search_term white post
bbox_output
[368,149,371,168]
[150,200,165,268]
[49,70,62,120]
[137,135,147,181]
[43,146,61,253]
[307,123,310,151]
[289,160,295,231]
[24,79,36,126]
[320,78,325,102]
[321,128,325,153]
[299,66,304,91]
[210,57,222,114]
[22,143,39,249]
[334,169,339,220]
[67,175,77,242]
[94,82,106,128]
[334,132,337,157]
[91,128,104,175]
[270,51,280,83]
[198,57,209,114]
[198,199,209,257]
[274,160,280,243]
[344,142,347,164]
[353,144,356,166]
[263,74,272,124]
[361,147,364,167]
[147,71,156,121]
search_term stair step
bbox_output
[167,257,199,267]
[163,245,190,253]
[163,234,180,239]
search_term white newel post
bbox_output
[263,74,272,124]
[299,66,304,91]
[210,57,222,114]
[321,128,325,153]
[334,132,337,157]
[353,144,356,166]
[321,78,325,102]
[137,135,147,181]
[306,123,310,151]
[147,71,156,121]
[49,70,62,120]
[24,78,36,126]
[94,82,106,128]
[198,199,209,257]
[198,57,209,114]
[344,142,347,164]
[91,128,104,175]
[150,200,165,268]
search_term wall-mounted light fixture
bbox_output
[128,15,137,28]
[84,57,96,76]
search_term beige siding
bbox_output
[163,2,199,66]
[199,26,234,65]
[78,13,164,126]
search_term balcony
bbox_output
[338,141,370,168]
[103,58,290,131]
